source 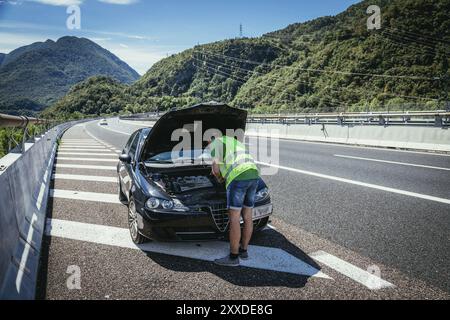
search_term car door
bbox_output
[119,131,140,196]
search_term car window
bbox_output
[123,132,138,154]
[128,132,140,159]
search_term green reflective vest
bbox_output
[211,136,259,188]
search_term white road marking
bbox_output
[334,154,450,171]
[61,139,98,142]
[310,251,394,290]
[45,218,331,279]
[50,189,120,204]
[256,161,450,205]
[60,145,104,148]
[52,174,117,183]
[56,157,118,162]
[57,152,118,156]
[54,164,116,170]
[58,148,111,152]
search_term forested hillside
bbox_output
[47,0,449,117]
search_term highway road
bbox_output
[36,118,450,299]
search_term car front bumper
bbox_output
[137,203,272,241]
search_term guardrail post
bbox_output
[435,115,443,128]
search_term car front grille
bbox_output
[208,203,229,232]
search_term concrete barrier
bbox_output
[0,122,78,299]
[246,123,450,153]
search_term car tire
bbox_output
[128,198,148,244]
[118,180,128,205]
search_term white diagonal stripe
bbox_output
[56,157,118,162]
[54,164,116,170]
[57,152,117,156]
[60,145,104,148]
[59,148,111,152]
[52,174,117,183]
[310,251,394,290]
[45,218,330,279]
[50,189,120,204]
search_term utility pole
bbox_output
[239,23,243,38]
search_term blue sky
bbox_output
[0,0,361,74]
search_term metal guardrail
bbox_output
[119,110,450,127]
[0,113,48,128]
[0,113,52,155]
[247,111,450,127]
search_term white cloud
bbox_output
[27,0,83,6]
[88,37,112,42]
[100,42,185,75]
[97,0,138,4]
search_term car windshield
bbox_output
[145,149,211,164]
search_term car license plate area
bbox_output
[253,204,273,220]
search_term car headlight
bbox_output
[255,187,269,202]
[145,197,189,212]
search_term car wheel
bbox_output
[128,198,148,244]
[118,179,128,205]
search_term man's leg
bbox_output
[241,207,253,251]
[228,209,242,255]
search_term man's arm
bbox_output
[212,159,224,183]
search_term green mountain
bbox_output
[0,36,140,115]
[41,76,128,118]
[48,0,450,117]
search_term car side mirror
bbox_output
[119,154,132,164]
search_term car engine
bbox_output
[149,173,215,194]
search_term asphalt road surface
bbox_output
[36,119,450,299]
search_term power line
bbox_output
[195,49,438,81]
[194,57,349,108]
[192,59,350,109]
[195,51,440,102]
[380,29,449,55]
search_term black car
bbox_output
[117,103,273,243]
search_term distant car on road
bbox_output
[99,119,108,125]
[117,103,273,243]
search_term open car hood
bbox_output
[140,102,247,160]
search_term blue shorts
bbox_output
[226,179,259,210]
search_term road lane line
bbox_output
[54,164,116,170]
[61,139,98,142]
[50,189,120,204]
[310,251,394,290]
[52,174,117,183]
[56,157,118,162]
[334,154,450,171]
[45,218,331,279]
[59,145,104,148]
[57,152,117,156]
[58,148,112,152]
[256,161,450,205]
